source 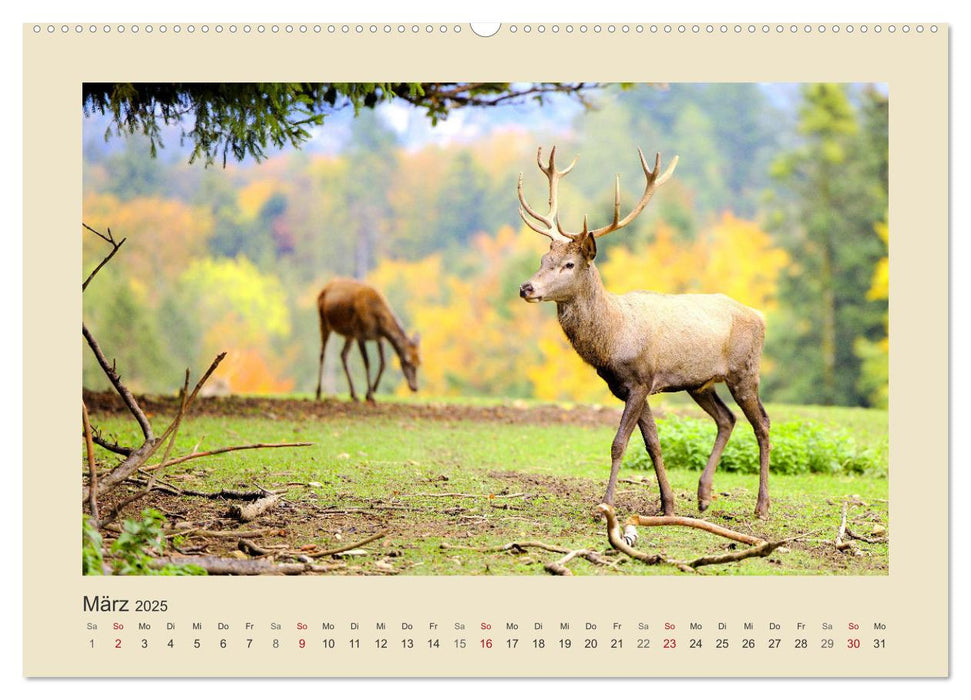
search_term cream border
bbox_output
[23,23,948,677]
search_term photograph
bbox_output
[80,81,891,577]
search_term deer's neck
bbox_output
[556,265,623,370]
[380,312,411,357]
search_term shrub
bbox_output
[83,509,207,576]
[624,416,884,477]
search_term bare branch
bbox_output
[82,402,99,521]
[141,441,312,472]
[89,437,159,498]
[82,323,154,442]
[91,429,133,456]
[146,370,190,493]
[81,222,127,292]
[184,353,227,409]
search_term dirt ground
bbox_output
[82,389,624,427]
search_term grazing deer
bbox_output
[315,278,421,403]
[518,147,771,518]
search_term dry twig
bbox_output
[81,223,126,292]
[306,530,389,558]
[141,441,312,472]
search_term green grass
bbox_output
[86,401,889,576]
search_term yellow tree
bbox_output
[854,220,889,408]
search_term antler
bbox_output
[585,149,679,239]
[518,146,579,242]
[519,147,678,242]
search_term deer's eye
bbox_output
[563,261,575,270]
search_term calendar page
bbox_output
[22,20,948,678]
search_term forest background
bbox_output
[81,82,889,408]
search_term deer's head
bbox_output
[519,235,598,304]
[400,333,421,391]
[518,146,677,304]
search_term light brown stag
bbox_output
[518,147,771,518]
[315,278,421,403]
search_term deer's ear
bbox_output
[579,230,597,260]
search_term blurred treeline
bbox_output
[82,83,888,407]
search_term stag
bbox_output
[518,147,771,518]
[315,278,421,403]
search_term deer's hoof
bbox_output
[755,504,770,520]
[698,498,711,512]
[365,396,376,405]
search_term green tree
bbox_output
[346,111,399,277]
[432,151,493,255]
[767,84,888,406]
[82,264,178,392]
[83,83,596,166]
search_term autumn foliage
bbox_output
[82,83,886,405]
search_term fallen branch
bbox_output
[845,527,888,544]
[405,492,527,499]
[684,540,785,568]
[835,501,852,551]
[130,476,283,501]
[442,540,571,554]
[150,556,306,576]
[599,505,668,567]
[306,530,389,559]
[626,514,767,547]
[544,550,582,576]
[440,541,613,568]
[229,495,280,522]
[182,528,285,540]
[238,540,272,557]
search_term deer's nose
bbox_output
[519,282,534,298]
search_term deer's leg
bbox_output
[728,379,771,519]
[371,340,386,396]
[689,387,736,512]
[315,329,330,401]
[637,401,676,516]
[340,338,358,402]
[603,386,648,507]
[358,340,374,403]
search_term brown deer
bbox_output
[315,278,421,403]
[518,147,771,518]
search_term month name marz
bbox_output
[83,595,129,612]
